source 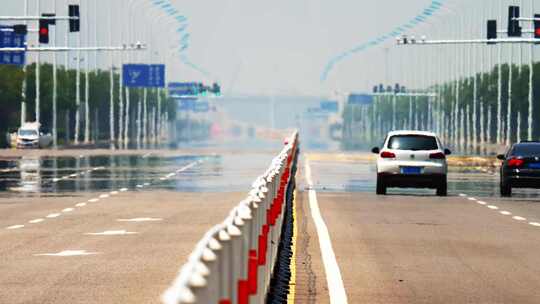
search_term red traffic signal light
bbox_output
[38,19,49,44]
[535,14,540,40]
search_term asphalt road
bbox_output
[0,149,278,304]
[295,154,540,304]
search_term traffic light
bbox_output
[534,14,540,40]
[373,85,378,93]
[487,20,497,45]
[394,83,400,94]
[42,13,56,25]
[13,24,27,35]
[378,84,384,93]
[69,5,80,32]
[212,83,221,95]
[508,6,522,37]
[39,19,49,44]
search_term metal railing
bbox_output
[162,131,300,304]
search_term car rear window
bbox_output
[387,135,438,151]
[511,144,540,156]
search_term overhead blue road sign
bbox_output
[320,100,339,113]
[122,64,165,88]
[0,25,26,66]
[177,97,198,111]
[194,101,210,113]
[348,94,373,105]
[168,82,199,97]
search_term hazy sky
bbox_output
[3,0,538,97]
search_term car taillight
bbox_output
[429,152,446,159]
[508,158,524,167]
[380,151,396,158]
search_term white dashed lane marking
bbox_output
[6,225,24,230]
[461,194,540,227]
[85,230,138,236]
[117,217,163,222]
[34,250,100,257]
[4,160,202,232]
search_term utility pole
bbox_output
[20,0,28,125]
[36,0,41,125]
[108,0,115,149]
[52,0,58,148]
[74,0,81,145]
[84,0,90,144]
[528,0,534,140]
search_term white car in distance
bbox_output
[371,131,451,196]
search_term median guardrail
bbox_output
[162,131,300,304]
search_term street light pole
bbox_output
[52,0,58,148]
[84,0,90,144]
[36,0,41,125]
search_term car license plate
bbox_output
[529,163,540,169]
[401,167,422,174]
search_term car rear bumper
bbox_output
[379,173,445,189]
[506,175,540,188]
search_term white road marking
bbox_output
[75,203,87,207]
[477,201,487,205]
[119,188,128,192]
[6,225,24,230]
[69,173,78,177]
[85,230,138,236]
[166,173,175,178]
[136,184,144,188]
[29,219,44,224]
[513,216,527,221]
[459,193,467,197]
[52,178,60,182]
[529,222,540,227]
[467,197,477,201]
[110,191,119,195]
[499,211,512,216]
[143,182,150,186]
[62,208,74,213]
[34,250,100,257]
[46,213,61,218]
[88,198,99,203]
[117,217,163,222]
[305,160,348,304]
[487,205,499,210]
[99,194,110,199]
[159,177,166,181]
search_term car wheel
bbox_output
[376,175,386,195]
[500,180,512,197]
[436,176,447,196]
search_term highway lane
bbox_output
[295,154,540,304]
[0,149,279,304]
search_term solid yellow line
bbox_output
[287,189,298,304]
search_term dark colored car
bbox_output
[498,142,540,196]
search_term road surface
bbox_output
[294,153,540,303]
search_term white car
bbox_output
[371,131,451,196]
